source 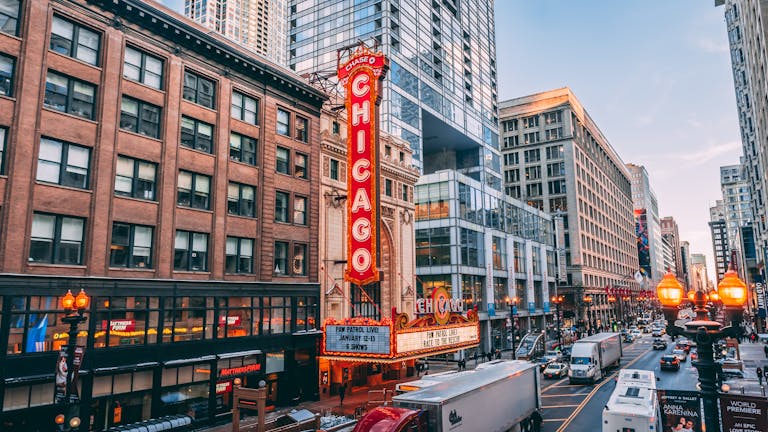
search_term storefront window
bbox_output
[295,296,318,331]
[264,297,291,334]
[94,296,160,348]
[493,277,507,311]
[162,297,213,343]
[217,297,254,339]
[160,382,209,421]
[7,295,88,355]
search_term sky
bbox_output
[158,0,736,280]
[495,1,739,281]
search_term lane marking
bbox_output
[542,394,588,397]
[541,377,568,391]
[542,404,580,408]
[555,347,651,432]
[543,418,568,422]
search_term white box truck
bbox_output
[602,369,660,432]
[568,332,622,384]
[352,360,541,432]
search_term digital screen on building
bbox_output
[324,325,391,355]
[396,325,479,354]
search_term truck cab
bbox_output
[568,343,600,383]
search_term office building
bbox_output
[660,216,684,282]
[719,164,753,277]
[498,88,640,332]
[0,0,326,429]
[414,170,555,354]
[184,0,288,65]
[709,199,729,280]
[680,240,693,289]
[690,254,710,292]
[626,163,664,285]
[288,0,501,190]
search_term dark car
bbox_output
[535,357,554,372]
[623,334,634,343]
[652,338,667,350]
[660,355,680,371]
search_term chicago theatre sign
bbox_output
[338,44,387,286]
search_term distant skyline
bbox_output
[497,1,737,284]
[157,0,736,283]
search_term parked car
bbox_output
[652,338,667,350]
[544,350,562,362]
[721,369,745,380]
[660,355,681,371]
[672,348,687,362]
[543,362,569,379]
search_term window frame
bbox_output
[276,108,290,136]
[0,52,14,97]
[123,45,164,90]
[44,70,97,120]
[120,96,161,139]
[227,181,257,218]
[29,212,86,265]
[0,0,20,36]
[173,230,209,272]
[114,155,157,201]
[294,152,308,179]
[293,195,308,226]
[36,137,91,189]
[0,126,7,175]
[275,190,290,223]
[50,15,101,66]
[294,115,308,142]
[225,236,254,274]
[229,132,257,166]
[109,222,154,269]
[273,241,307,277]
[276,146,290,174]
[180,116,214,154]
[182,70,216,109]
[231,90,259,125]
[177,170,211,210]
[329,158,339,180]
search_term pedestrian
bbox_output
[339,382,347,407]
[487,352,493,362]
[763,365,767,377]
[757,367,764,386]
[531,409,543,432]
[495,349,501,360]
[480,352,486,363]
[764,344,768,358]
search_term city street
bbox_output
[541,334,698,432]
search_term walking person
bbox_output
[531,409,543,432]
[757,366,764,386]
[338,382,347,407]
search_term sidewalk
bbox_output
[724,340,768,398]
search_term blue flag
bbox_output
[26,314,48,353]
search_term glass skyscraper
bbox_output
[289,0,501,188]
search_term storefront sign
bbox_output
[755,280,766,318]
[396,325,479,354]
[218,315,242,326]
[216,381,233,394]
[657,390,702,432]
[415,287,464,324]
[339,44,387,287]
[109,319,135,332]
[719,393,768,432]
[54,349,68,404]
[325,325,391,355]
[218,363,261,378]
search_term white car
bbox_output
[543,362,569,379]
[672,348,687,362]
[630,330,642,339]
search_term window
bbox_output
[274,241,288,275]
[180,116,213,153]
[545,127,562,141]
[182,70,215,108]
[294,152,308,179]
[548,179,566,194]
[0,53,14,96]
[231,91,258,124]
[547,162,565,177]
[525,166,541,180]
[0,127,6,175]
[523,149,540,163]
[0,0,20,35]
[503,135,519,148]
[276,146,289,174]
[504,169,520,183]
[293,196,307,225]
[29,213,85,265]
[277,108,290,136]
[543,110,562,124]
[506,185,521,199]
[332,121,340,134]
[292,243,307,275]
[50,15,100,66]
[174,230,208,271]
[526,183,542,197]
[177,171,211,210]
[524,132,540,144]
[415,227,451,266]
[36,137,90,189]
[385,179,393,196]
[123,46,163,89]
[329,158,339,180]
[459,228,484,267]
[115,156,156,200]
[504,152,519,165]
[295,116,308,142]
[44,71,96,120]
[227,182,256,218]
[229,133,257,165]
[492,237,507,270]
[546,145,563,160]
[523,115,539,128]
[275,191,289,223]
[502,119,518,132]
[120,96,161,138]
[226,237,253,274]
[110,223,153,268]
[402,184,409,201]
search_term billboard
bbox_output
[635,209,651,278]
[657,390,702,432]
[339,45,388,286]
[719,393,768,432]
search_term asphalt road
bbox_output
[538,334,698,432]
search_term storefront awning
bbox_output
[292,329,323,336]
[216,350,262,359]
[163,355,216,366]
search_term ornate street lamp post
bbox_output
[583,295,593,334]
[551,295,564,348]
[608,296,617,330]
[506,296,519,359]
[56,289,90,431]
[657,267,746,432]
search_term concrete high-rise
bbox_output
[626,163,664,285]
[680,240,693,289]
[288,0,501,189]
[716,0,768,273]
[661,216,684,282]
[709,199,729,280]
[184,0,288,65]
[719,164,753,276]
[498,88,640,332]
[690,253,710,292]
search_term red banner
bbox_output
[339,45,387,286]
[218,315,242,326]
[108,319,135,332]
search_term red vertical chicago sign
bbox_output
[338,45,388,286]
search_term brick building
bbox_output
[0,0,325,430]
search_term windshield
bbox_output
[571,357,590,365]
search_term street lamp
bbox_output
[583,295,593,334]
[57,289,90,431]
[551,295,564,348]
[608,296,617,330]
[657,268,746,432]
[506,296,519,359]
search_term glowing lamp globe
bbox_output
[656,271,683,307]
[61,290,75,311]
[717,269,747,307]
[75,289,90,311]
